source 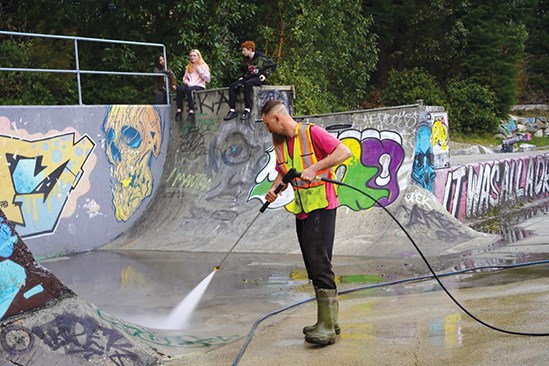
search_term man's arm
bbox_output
[300,143,351,182]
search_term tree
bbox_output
[382,67,446,107]
[254,0,378,114]
[519,0,549,103]
[458,1,528,118]
[363,0,470,90]
[0,0,255,104]
[446,78,499,133]
[1,0,544,121]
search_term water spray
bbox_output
[161,169,301,329]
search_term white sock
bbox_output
[230,109,235,112]
[244,108,250,112]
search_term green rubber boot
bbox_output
[304,288,338,345]
[303,287,341,335]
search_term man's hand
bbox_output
[300,167,316,182]
[265,183,287,202]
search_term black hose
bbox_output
[232,259,549,366]
[321,177,549,337]
[231,177,549,365]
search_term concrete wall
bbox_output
[0,104,171,258]
[3,86,546,258]
[432,153,549,221]
[406,108,549,222]
[0,86,293,258]
[109,100,479,258]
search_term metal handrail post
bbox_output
[74,39,83,105]
[163,46,170,105]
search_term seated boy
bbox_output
[223,40,276,121]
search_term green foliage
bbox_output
[446,78,499,133]
[382,68,500,134]
[382,68,446,106]
[458,1,528,118]
[0,0,544,121]
[367,0,536,132]
[258,0,378,114]
[274,63,335,115]
[520,0,549,102]
[363,0,471,87]
[0,38,77,105]
[163,0,256,88]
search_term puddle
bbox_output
[469,200,549,244]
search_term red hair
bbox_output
[241,40,255,51]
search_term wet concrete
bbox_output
[39,206,549,365]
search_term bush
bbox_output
[272,62,337,115]
[446,78,499,133]
[382,67,446,106]
[0,39,78,105]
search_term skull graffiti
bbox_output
[102,105,162,221]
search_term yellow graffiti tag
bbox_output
[431,118,448,151]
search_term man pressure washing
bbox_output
[261,100,352,345]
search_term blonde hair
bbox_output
[186,49,208,73]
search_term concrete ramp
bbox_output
[0,209,169,365]
[334,184,496,257]
[104,100,497,257]
[0,94,499,364]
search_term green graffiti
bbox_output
[338,274,384,284]
[96,308,240,348]
[248,176,272,201]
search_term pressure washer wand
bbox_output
[215,168,300,271]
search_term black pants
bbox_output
[228,76,263,109]
[296,209,337,290]
[176,85,204,111]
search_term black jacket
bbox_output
[241,51,276,80]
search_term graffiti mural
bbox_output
[412,121,435,192]
[97,309,239,349]
[29,313,146,365]
[0,209,67,321]
[429,112,450,169]
[0,123,95,237]
[0,215,26,320]
[195,89,232,115]
[102,105,163,222]
[402,203,474,243]
[257,89,293,116]
[435,154,549,220]
[248,126,405,211]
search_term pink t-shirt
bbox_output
[276,124,341,219]
[183,64,211,88]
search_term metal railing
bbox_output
[0,30,170,105]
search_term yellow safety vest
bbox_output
[275,123,333,214]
